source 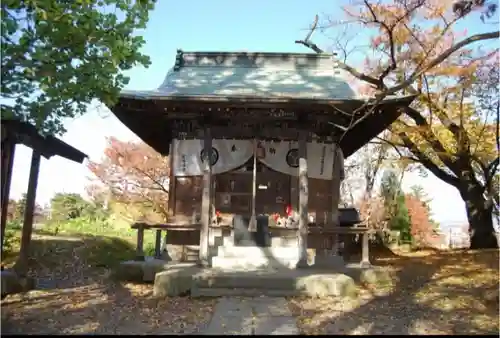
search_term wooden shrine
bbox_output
[110,50,415,269]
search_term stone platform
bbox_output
[116,259,394,298]
[190,267,359,298]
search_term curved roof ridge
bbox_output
[175,49,337,70]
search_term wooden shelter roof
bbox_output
[109,50,416,157]
[1,119,87,163]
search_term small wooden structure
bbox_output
[109,50,414,269]
[1,118,87,275]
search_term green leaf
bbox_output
[1,0,157,134]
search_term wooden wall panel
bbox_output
[172,168,333,220]
[215,173,252,193]
[308,178,332,223]
[256,171,290,215]
[166,230,200,245]
[174,176,203,216]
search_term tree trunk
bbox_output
[464,191,499,249]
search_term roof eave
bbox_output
[110,95,416,158]
[2,119,88,164]
[116,92,416,107]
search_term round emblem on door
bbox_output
[200,147,219,166]
[286,148,299,168]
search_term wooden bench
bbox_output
[131,222,372,266]
[132,223,201,260]
[309,226,372,265]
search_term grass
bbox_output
[289,245,500,335]
[1,217,157,270]
[1,218,215,335]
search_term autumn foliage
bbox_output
[295,0,499,248]
[358,196,389,231]
[88,137,170,223]
[405,194,435,247]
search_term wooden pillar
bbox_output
[331,146,342,227]
[361,231,371,266]
[297,131,308,267]
[289,141,300,221]
[199,128,212,266]
[330,146,342,255]
[154,229,162,259]
[1,138,15,258]
[14,150,41,277]
[136,224,145,261]
[249,138,258,232]
[167,141,176,217]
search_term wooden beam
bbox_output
[199,128,212,266]
[167,141,176,217]
[297,130,309,267]
[0,138,15,258]
[14,150,41,277]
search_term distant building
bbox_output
[438,223,470,249]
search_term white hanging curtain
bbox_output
[257,141,343,180]
[172,139,253,176]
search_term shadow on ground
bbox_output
[1,234,216,335]
[289,245,500,335]
[2,233,499,335]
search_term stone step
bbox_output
[191,287,300,298]
[216,245,300,259]
[211,256,299,270]
[194,272,298,289]
[191,271,358,298]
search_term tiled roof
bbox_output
[119,50,359,101]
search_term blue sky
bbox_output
[8,0,493,226]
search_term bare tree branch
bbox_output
[386,31,500,95]
[394,127,461,187]
[295,14,499,95]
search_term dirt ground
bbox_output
[1,234,216,335]
[1,282,215,334]
[2,234,498,335]
[289,247,500,335]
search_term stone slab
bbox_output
[216,246,300,258]
[212,297,253,318]
[202,297,299,335]
[252,298,292,317]
[115,258,171,282]
[254,316,300,335]
[203,313,254,335]
[312,254,345,269]
[190,287,300,298]
[192,269,357,298]
[295,273,357,297]
[153,264,201,297]
[211,256,299,270]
